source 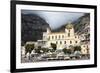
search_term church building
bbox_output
[42,23,80,49]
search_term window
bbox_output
[59,35,60,39]
[55,36,57,39]
[75,36,77,38]
[75,41,77,43]
[64,41,66,44]
[62,35,64,38]
[48,36,50,40]
[68,33,70,37]
[52,36,54,39]
[70,41,72,44]
[60,41,62,44]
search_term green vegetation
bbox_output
[41,48,49,53]
[62,48,71,54]
[35,46,42,54]
[25,44,34,54]
[62,46,81,55]
[35,46,49,54]
[74,46,81,51]
[62,48,67,54]
[50,43,57,52]
[25,44,34,59]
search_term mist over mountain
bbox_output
[21,13,90,45]
[21,14,50,45]
[22,10,84,30]
[52,13,90,34]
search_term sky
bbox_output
[22,10,85,29]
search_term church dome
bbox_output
[66,22,73,29]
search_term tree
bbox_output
[62,48,67,54]
[35,46,42,54]
[74,46,81,51]
[69,45,74,54]
[35,46,49,54]
[62,48,71,54]
[25,44,34,59]
[25,44,29,56]
[50,43,57,52]
[67,49,72,54]
[41,48,49,53]
[71,46,82,59]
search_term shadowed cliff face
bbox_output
[74,13,90,33]
[74,13,90,41]
[21,14,50,45]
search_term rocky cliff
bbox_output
[21,14,50,45]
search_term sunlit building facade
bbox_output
[43,23,80,49]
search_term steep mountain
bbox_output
[21,14,50,45]
[53,13,90,35]
[74,13,90,41]
[53,13,90,42]
[21,13,90,45]
[74,13,90,34]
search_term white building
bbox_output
[24,23,90,55]
[42,23,80,49]
[81,41,90,55]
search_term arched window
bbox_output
[60,41,62,44]
[68,33,70,37]
[55,35,57,39]
[70,41,72,44]
[75,41,77,43]
[59,35,60,39]
[64,41,66,44]
[62,35,64,38]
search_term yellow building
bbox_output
[43,23,80,49]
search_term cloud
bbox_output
[22,10,84,29]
